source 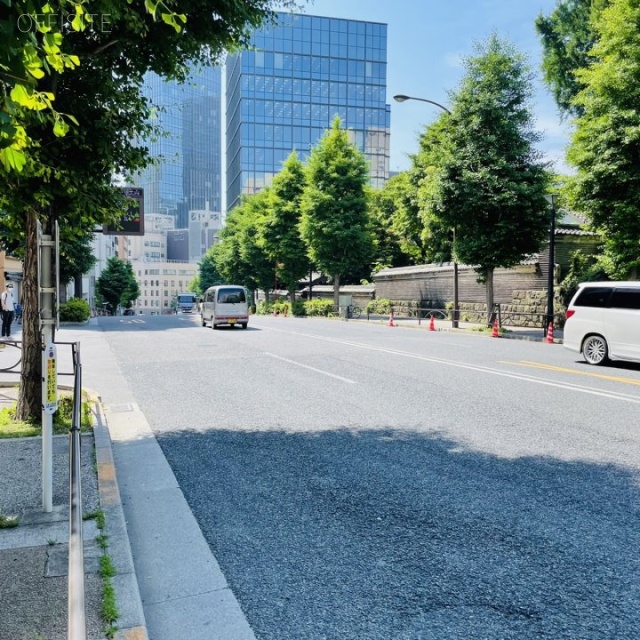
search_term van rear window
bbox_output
[217,288,246,304]
[574,287,613,308]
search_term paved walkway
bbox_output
[0,321,256,640]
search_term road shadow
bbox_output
[153,426,640,640]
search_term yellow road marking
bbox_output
[500,360,640,387]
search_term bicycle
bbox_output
[349,305,362,319]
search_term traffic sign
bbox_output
[42,343,58,414]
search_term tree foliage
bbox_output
[261,151,309,305]
[536,0,609,117]
[567,0,640,279]
[431,35,550,316]
[300,117,374,306]
[96,256,139,313]
[213,190,275,297]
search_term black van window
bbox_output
[610,288,640,310]
[217,288,246,304]
[574,287,613,308]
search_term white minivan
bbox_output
[563,281,640,365]
[201,285,249,330]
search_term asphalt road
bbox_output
[99,314,640,639]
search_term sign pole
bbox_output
[39,225,58,512]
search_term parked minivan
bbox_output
[563,281,640,365]
[201,285,249,329]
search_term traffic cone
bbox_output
[491,319,500,338]
[545,322,554,344]
[387,310,396,327]
[429,315,436,331]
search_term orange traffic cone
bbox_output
[545,322,554,343]
[429,315,436,331]
[387,310,396,327]
[491,319,500,338]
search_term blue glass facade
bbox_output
[138,66,222,228]
[226,12,390,211]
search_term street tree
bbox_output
[0,0,288,421]
[432,35,550,322]
[413,114,455,265]
[214,190,275,302]
[368,174,416,271]
[568,0,640,279]
[536,0,609,117]
[198,249,225,294]
[300,117,374,309]
[95,256,139,313]
[261,151,309,307]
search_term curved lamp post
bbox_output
[393,94,459,328]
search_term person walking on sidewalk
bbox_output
[1,283,16,338]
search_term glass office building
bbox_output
[138,65,222,228]
[226,12,390,211]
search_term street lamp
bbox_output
[393,94,459,328]
[544,194,557,337]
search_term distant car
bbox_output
[123,309,135,316]
[563,281,640,365]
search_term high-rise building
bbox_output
[225,12,390,211]
[138,65,222,228]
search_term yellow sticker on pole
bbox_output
[43,343,58,414]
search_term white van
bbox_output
[563,281,640,365]
[201,285,249,330]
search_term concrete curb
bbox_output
[92,395,149,640]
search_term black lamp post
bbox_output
[544,194,557,336]
[393,94,459,327]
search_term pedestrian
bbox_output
[1,283,16,338]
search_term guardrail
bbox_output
[336,305,550,329]
[68,341,86,640]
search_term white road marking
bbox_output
[264,327,640,404]
[264,352,357,384]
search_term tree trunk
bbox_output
[17,209,42,423]
[333,274,340,311]
[485,267,495,327]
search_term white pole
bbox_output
[40,231,55,513]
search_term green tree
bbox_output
[536,0,609,117]
[433,35,550,321]
[568,0,640,279]
[300,117,374,308]
[261,151,309,307]
[0,0,288,421]
[413,114,455,265]
[214,191,275,301]
[197,248,225,293]
[0,0,188,171]
[95,257,139,313]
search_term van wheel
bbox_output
[212,323,218,330]
[241,323,248,329]
[582,335,608,365]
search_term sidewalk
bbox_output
[0,321,256,640]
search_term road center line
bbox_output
[264,352,357,384]
[501,360,640,387]
[264,327,640,404]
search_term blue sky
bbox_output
[297,0,571,173]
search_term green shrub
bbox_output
[303,299,334,316]
[365,298,392,315]
[53,395,92,430]
[59,298,90,323]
